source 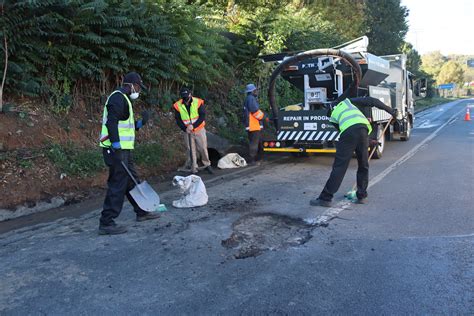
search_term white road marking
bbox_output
[398,232,474,240]
[416,121,439,129]
[305,106,467,226]
[414,99,466,129]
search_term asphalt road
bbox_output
[1,99,473,315]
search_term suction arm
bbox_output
[267,48,362,130]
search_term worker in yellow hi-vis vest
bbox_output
[98,72,159,235]
[173,87,213,174]
[310,97,397,207]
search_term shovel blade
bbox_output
[129,181,161,212]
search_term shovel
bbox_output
[120,161,162,212]
[100,135,164,212]
[188,132,196,174]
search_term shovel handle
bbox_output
[120,161,139,187]
[101,135,148,198]
[188,133,194,168]
[119,161,148,198]
[351,118,393,191]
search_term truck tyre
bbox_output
[371,124,385,159]
[400,120,411,141]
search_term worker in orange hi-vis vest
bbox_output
[242,84,265,166]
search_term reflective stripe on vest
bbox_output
[99,90,135,149]
[173,98,205,131]
[330,99,372,134]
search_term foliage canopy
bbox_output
[0,0,412,114]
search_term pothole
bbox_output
[221,213,313,259]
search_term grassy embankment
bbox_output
[415,96,459,112]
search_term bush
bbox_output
[133,143,165,168]
[46,143,104,177]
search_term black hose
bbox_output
[267,49,362,130]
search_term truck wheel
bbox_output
[400,121,411,141]
[371,124,385,159]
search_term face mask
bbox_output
[129,84,139,100]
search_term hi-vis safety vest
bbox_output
[99,90,135,149]
[330,99,372,135]
[173,97,205,132]
[247,109,264,132]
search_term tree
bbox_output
[301,0,366,41]
[0,2,6,113]
[363,0,409,55]
[447,54,474,84]
[401,42,421,75]
[436,60,464,86]
[421,51,446,79]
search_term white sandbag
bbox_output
[217,153,247,169]
[172,175,208,208]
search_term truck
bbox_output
[260,36,417,159]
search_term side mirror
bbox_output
[414,78,427,98]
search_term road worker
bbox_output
[98,72,159,235]
[311,96,397,207]
[243,83,265,166]
[173,87,213,174]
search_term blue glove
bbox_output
[391,109,399,119]
[135,111,150,129]
[110,142,122,163]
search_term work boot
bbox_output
[354,197,368,204]
[205,166,214,174]
[309,198,332,207]
[98,224,127,235]
[136,212,161,222]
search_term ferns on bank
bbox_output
[1,0,229,110]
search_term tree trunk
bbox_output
[0,34,7,113]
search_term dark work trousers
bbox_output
[100,148,147,226]
[248,130,263,163]
[319,124,369,201]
